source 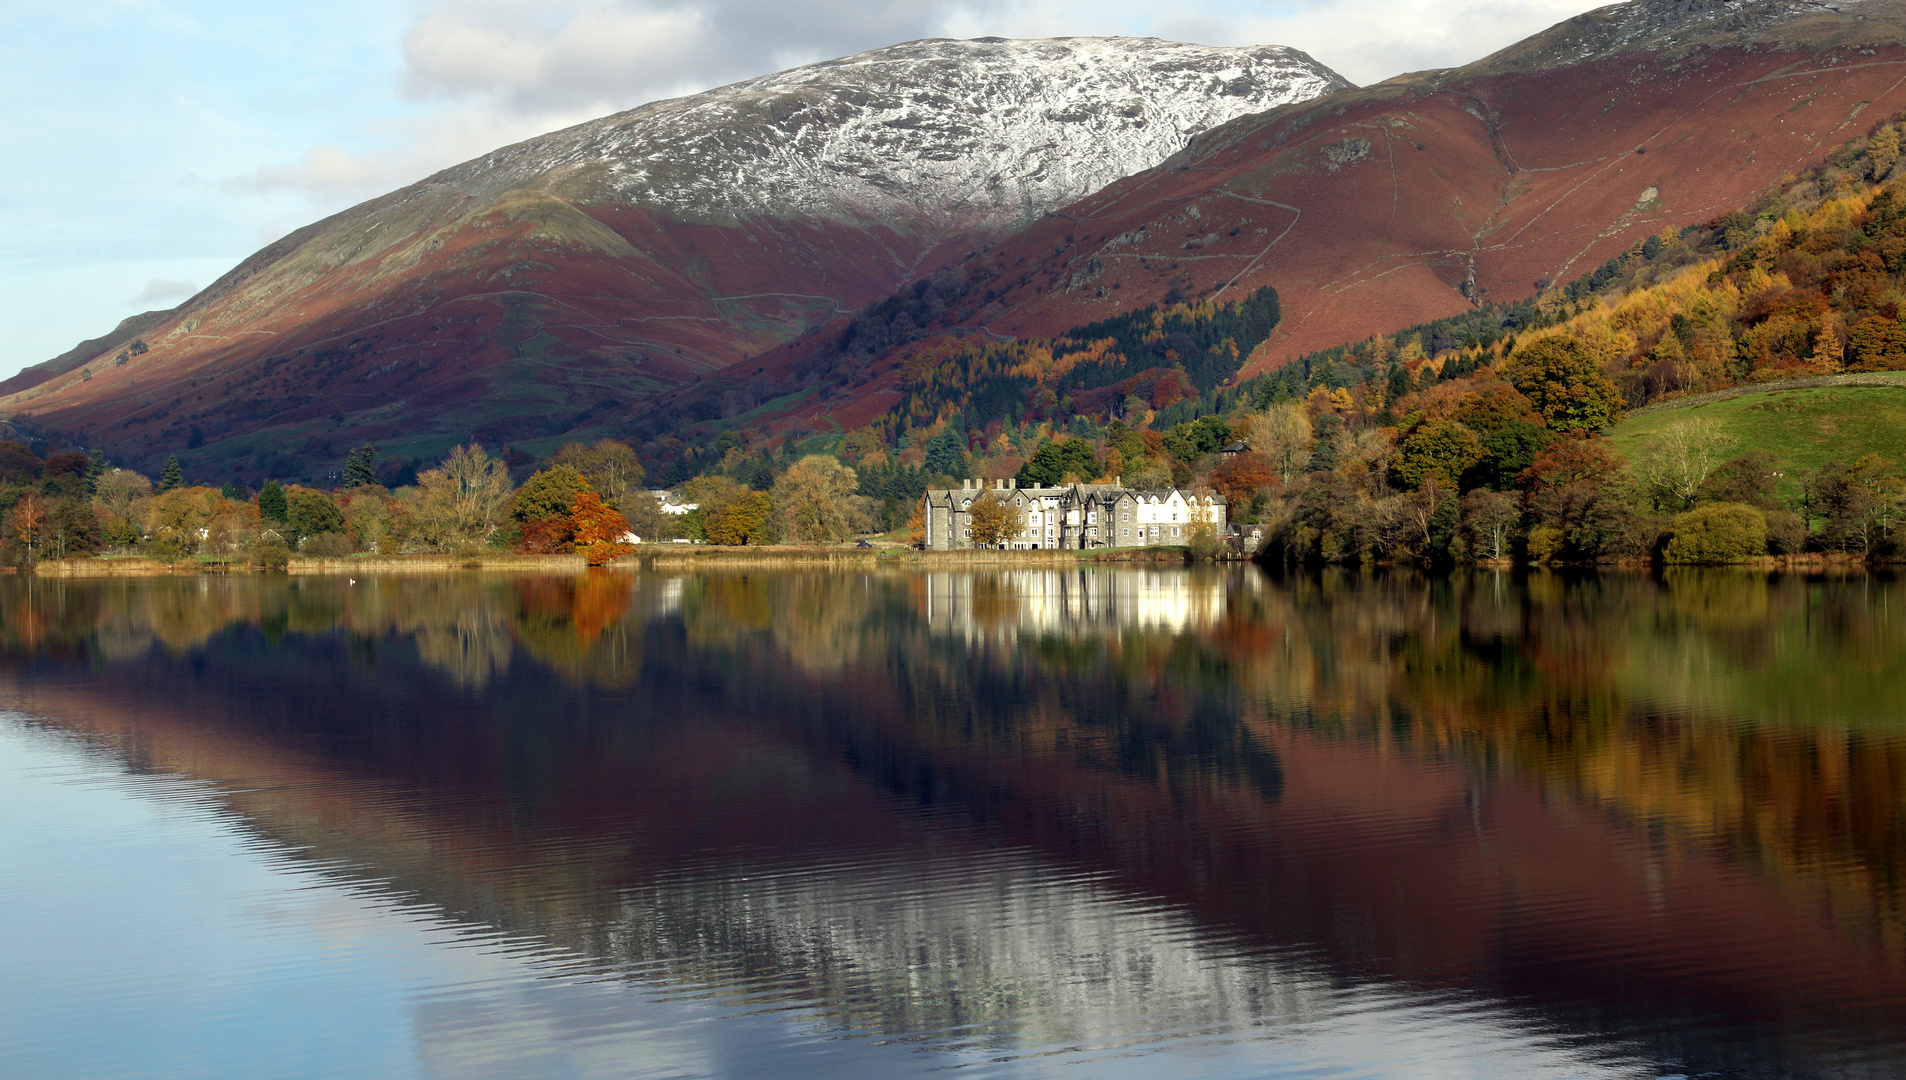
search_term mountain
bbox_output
[1,37,1347,477]
[733,0,1906,437]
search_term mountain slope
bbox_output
[2,37,1348,477]
[735,0,1906,439]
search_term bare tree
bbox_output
[411,443,512,551]
[1632,418,1731,510]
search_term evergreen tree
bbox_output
[922,424,972,479]
[85,449,106,495]
[258,480,288,523]
[158,455,184,492]
[343,443,379,488]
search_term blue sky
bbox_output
[0,0,1601,382]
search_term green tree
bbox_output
[85,449,107,494]
[343,443,380,488]
[1015,437,1099,487]
[286,489,345,543]
[1396,420,1485,491]
[1665,503,1768,563]
[158,455,184,492]
[1474,421,1555,491]
[1503,336,1624,432]
[512,466,593,523]
[258,480,288,522]
[922,423,973,480]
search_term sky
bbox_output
[0,0,1608,382]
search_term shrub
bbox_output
[1765,511,1809,555]
[248,539,291,571]
[1664,502,1768,563]
[301,531,355,557]
[1525,524,1565,564]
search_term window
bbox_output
[1172,527,1180,537]
[1121,511,1130,521]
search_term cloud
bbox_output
[128,278,199,306]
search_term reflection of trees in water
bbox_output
[1239,568,1906,953]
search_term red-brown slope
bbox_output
[0,187,976,475]
[966,41,1906,375]
[732,1,1906,438]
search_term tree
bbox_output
[906,498,927,548]
[1015,437,1099,487]
[45,497,101,560]
[1474,421,1555,491]
[922,424,973,479]
[158,455,184,492]
[1503,336,1624,432]
[1396,420,1485,491]
[1255,403,1313,483]
[1632,418,1732,510]
[1461,489,1520,559]
[343,443,380,488]
[411,443,512,551]
[85,449,107,494]
[966,490,1025,547]
[1209,451,1277,509]
[705,490,774,544]
[1665,503,1768,563]
[8,493,47,561]
[1187,497,1223,560]
[512,467,595,554]
[258,480,288,523]
[550,439,645,509]
[513,466,593,524]
[286,489,346,543]
[570,492,635,565]
[771,455,863,543]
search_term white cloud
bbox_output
[128,278,199,306]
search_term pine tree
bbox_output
[343,443,379,488]
[85,449,106,494]
[158,455,183,492]
[258,480,288,523]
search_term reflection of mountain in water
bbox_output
[4,569,1906,1074]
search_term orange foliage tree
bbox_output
[571,492,634,566]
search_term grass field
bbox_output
[1605,380,1906,502]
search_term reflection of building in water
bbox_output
[922,570,1230,641]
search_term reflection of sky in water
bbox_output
[0,716,1652,1079]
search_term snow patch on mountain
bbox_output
[447,37,1351,229]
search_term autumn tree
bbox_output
[771,455,863,543]
[966,490,1026,548]
[512,465,594,553]
[1209,450,1276,510]
[906,498,927,548]
[8,494,47,561]
[1503,336,1624,432]
[705,490,774,544]
[550,439,645,509]
[570,492,635,565]
[1250,401,1311,481]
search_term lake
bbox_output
[2,566,1904,1079]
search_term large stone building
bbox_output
[924,479,1225,551]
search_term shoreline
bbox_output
[23,545,1210,577]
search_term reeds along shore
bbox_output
[21,546,1206,577]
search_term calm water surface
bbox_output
[2,567,1904,1079]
